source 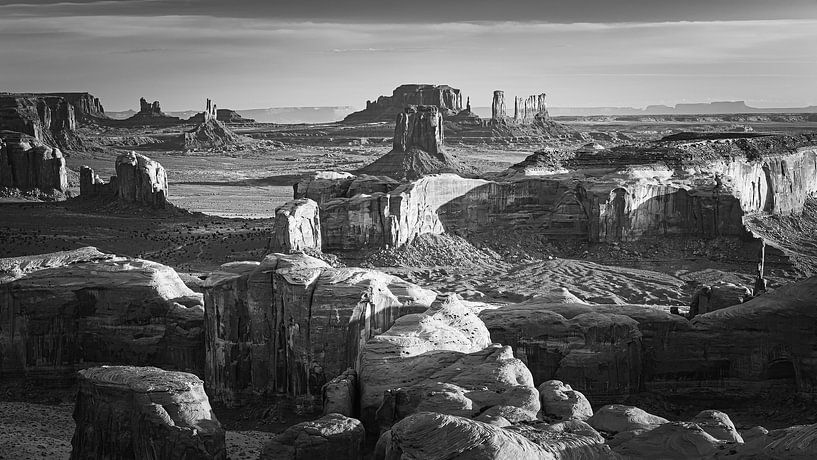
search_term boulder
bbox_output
[0,131,67,192]
[506,419,616,459]
[613,421,722,459]
[70,366,225,459]
[537,380,593,421]
[270,198,321,253]
[362,343,539,434]
[690,282,752,317]
[322,368,357,417]
[115,151,168,208]
[377,412,553,460]
[691,410,743,443]
[587,405,669,435]
[0,249,204,379]
[203,253,436,406]
[259,413,364,460]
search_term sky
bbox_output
[1,0,816,111]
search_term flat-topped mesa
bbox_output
[343,83,464,123]
[41,92,106,121]
[139,97,164,116]
[393,105,444,154]
[0,93,81,150]
[0,131,68,194]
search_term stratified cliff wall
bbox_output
[311,134,817,250]
[0,94,81,149]
[202,253,436,406]
[0,132,68,192]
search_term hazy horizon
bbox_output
[2,0,816,112]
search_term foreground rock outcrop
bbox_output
[0,248,205,379]
[0,131,68,194]
[71,366,224,459]
[203,253,436,406]
[270,198,322,253]
[260,413,364,460]
[358,297,538,434]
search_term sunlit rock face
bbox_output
[70,366,225,460]
[202,253,436,407]
[270,198,322,253]
[300,133,817,251]
[0,248,205,380]
[0,132,68,192]
[114,151,168,208]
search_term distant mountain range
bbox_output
[105,101,816,124]
[472,101,817,118]
[106,106,356,123]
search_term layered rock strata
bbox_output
[70,366,225,459]
[0,249,205,379]
[0,94,81,149]
[302,133,817,251]
[0,132,68,192]
[270,198,322,253]
[202,253,436,406]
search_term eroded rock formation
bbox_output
[202,253,436,406]
[491,90,506,121]
[0,93,82,149]
[0,132,68,193]
[537,380,594,421]
[0,248,204,379]
[71,366,225,459]
[122,97,180,125]
[301,133,817,253]
[358,297,537,434]
[356,106,476,181]
[182,117,245,151]
[344,84,463,123]
[259,413,364,460]
[270,198,322,253]
[114,151,168,207]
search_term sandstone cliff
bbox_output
[305,133,817,252]
[0,248,205,380]
[0,93,82,150]
[270,198,322,253]
[202,253,436,406]
[0,131,68,193]
[71,366,225,459]
[113,151,168,208]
